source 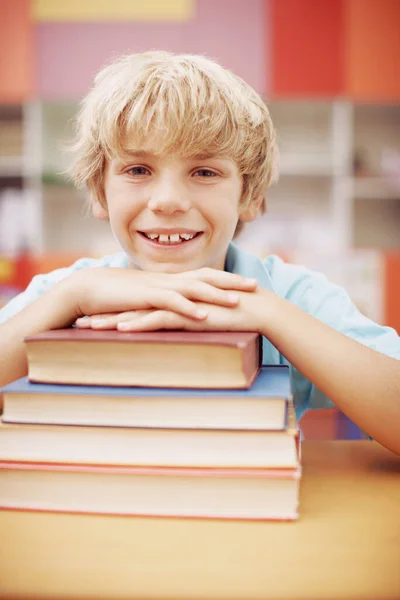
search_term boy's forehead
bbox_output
[114,118,241,166]
[113,128,239,166]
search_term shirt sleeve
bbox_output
[0,268,70,325]
[0,254,125,326]
[266,256,400,410]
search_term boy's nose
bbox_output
[148,182,191,214]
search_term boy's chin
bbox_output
[127,256,224,274]
[127,258,199,274]
[150,264,193,274]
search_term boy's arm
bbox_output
[112,286,400,455]
[0,269,202,387]
[260,291,400,455]
[0,279,79,387]
[0,267,258,387]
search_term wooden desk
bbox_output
[0,441,399,599]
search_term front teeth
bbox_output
[159,234,172,243]
[144,232,196,244]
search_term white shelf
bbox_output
[279,154,333,176]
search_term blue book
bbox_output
[1,366,292,431]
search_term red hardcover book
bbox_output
[25,329,262,389]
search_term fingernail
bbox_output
[75,319,89,327]
[118,322,130,330]
[196,309,208,319]
[245,278,258,285]
[228,293,239,302]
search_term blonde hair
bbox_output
[69,51,278,235]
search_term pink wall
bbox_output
[36,0,267,99]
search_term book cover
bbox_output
[24,329,262,389]
[0,460,301,520]
[25,329,260,347]
[1,366,291,430]
[0,417,299,469]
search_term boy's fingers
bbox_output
[76,284,238,325]
[174,280,240,306]
[77,311,160,329]
[182,269,258,291]
[78,289,207,323]
[75,313,127,328]
[75,317,92,328]
[144,278,242,305]
[143,289,208,320]
[118,310,188,332]
[90,312,139,329]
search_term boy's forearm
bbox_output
[0,279,79,387]
[260,291,400,455]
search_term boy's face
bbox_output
[97,150,261,273]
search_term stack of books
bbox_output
[0,329,301,520]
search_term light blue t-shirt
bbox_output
[1,242,399,419]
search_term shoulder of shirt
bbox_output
[33,251,129,283]
[0,252,129,325]
[228,244,338,307]
[261,251,400,360]
[261,253,334,301]
[61,251,129,271]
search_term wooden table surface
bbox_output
[0,441,399,600]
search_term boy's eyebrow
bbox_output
[120,150,228,161]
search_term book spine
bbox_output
[242,334,261,387]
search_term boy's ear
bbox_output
[239,194,264,222]
[92,197,109,221]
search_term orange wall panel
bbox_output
[384,252,400,335]
[346,0,400,101]
[270,0,345,97]
[0,0,33,103]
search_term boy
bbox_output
[0,52,399,453]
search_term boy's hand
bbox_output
[77,287,273,334]
[70,267,258,328]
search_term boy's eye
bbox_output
[127,166,151,176]
[193,169,218,178]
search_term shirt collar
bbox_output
[225,242,275,291]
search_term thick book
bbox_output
[0,461,301,521]
[0,405,299,469]
[24,330,261,389]
[1,366,291,430]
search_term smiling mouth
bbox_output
[139,232,203,245]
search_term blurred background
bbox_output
[0,0,399,439]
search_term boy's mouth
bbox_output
[138,231,203,246]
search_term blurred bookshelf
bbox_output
[239,101,400,256]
